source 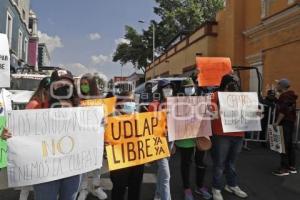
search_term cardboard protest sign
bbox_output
[167,96,212,141]
[6,106,105,187]
[0,34,10,88]
[0,117,7,168]
[268,125,285,154]
[105,112,170,171]
[218,92,261,133]
[0,89,12,169]
[80,97,116,116]
[196,57,232,87]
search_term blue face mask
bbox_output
[122,102,136,114]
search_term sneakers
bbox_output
[225,185,248,198]
[184,189,194,200]
[289,167,298,174]
[272,169,290,176]
[77,190,89,200]
[195,187,212,200]
[212,188,224,200]
[91,187,107,200]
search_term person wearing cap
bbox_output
[148,79,173,200]
[33,70,81,200]
[108,90,144,200]
[272,79,298,176]
[210,74,248,200]
[175,78,212,200]
[77,73,107,200]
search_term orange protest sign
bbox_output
[105,112,169,171]
[80,97,116,116]
[196,57,232,87]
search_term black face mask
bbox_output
[53,85,73,99]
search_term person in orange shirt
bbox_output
[26,77,51,109]
[211,74,248,200]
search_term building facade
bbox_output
[38,43,51,67]
[0,0,32,72]
[145,0,300,104]
[28,9,39,71]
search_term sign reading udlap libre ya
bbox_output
[105,112,170,171]
[6,106,105,187]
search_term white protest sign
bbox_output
[268,125,285,154]
[218,92,261,133]
[167,96,212,141]
[7,106,105,187]
[0,34,10,88]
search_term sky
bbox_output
[31,0,159,79]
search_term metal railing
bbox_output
[244,107,300,147]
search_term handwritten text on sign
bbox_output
[7,106,105,187]
[218,92,261,133]
[167,96,212,141]
[0,34,10,88]
[105,112,170,171]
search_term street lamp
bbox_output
[138,20,156,78]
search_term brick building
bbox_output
[145,0,300,103]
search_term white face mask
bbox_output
[122,102,136,114]
[163,88,173,97]
[184,87,196,96]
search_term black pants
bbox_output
[281,120,296,169]
[178,147,206,189]
[110,165,144,200]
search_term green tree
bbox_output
[113,0,224,73]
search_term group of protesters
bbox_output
[1,68,298,200]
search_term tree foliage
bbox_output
[113,0,224,73]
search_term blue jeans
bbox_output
[155,142,173,200]
[34,175,81,200]
[156,158,171,200]
[211,136,243,190]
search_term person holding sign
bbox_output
[17,77,51,200]
[148,79,173,200]
[33,70,81,200]
[211,74,248,200]
[77,73,107,200]
[175,78,212,200]
[272,79,298,176]
[108,91,144,200]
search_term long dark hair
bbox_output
[80,73,100,97]
[219,74,241,92]
[30,77,50,103]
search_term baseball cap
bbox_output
[51,70,74,82]
[182,78,194,87]
[276,79,290,89]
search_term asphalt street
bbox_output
[0,143,299,200]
